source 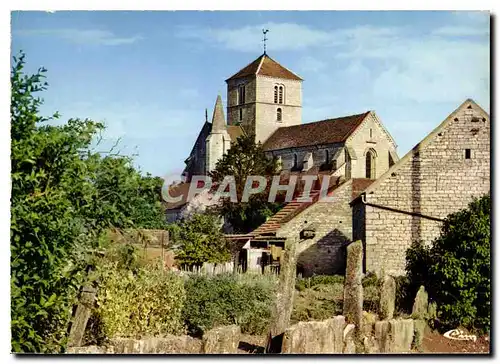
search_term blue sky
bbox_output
[11,10,490,178]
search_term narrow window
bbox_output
[366,149,376,179]
[370,128,373,138]
[325,150,330,164]
[239,108,243,121]
[345,149,351,179]
[293,154,298,169]
[277,108,282,122]
[465,149,471,159]
[274,86,278,104]
[238,85,245,105]
[279,86,284,104]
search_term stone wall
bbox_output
[66,325,240,354]
[276,181,354,276]
[345,111,398,180]
[266,143,344,172]
[353,101,490,275]
[254,75,302,143]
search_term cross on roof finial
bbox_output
[262,29,269,55]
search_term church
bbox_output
[182,52,398,183]
[169,52,490,277]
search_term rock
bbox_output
[412,286,429,320]
[343,240,363,332]
[203,325,241,354]
[66,345,113,354]
[362,311,377,336]
[266,238,297,353]
[389,319,414,353]
[413,319,427,350]
[379,275,396,320]
[343,324,356,354]
[363,336,379,354]
[374,320,390,353]
[281,316,346,354]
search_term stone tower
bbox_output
[206,95,231,173]
[225,54,303,143]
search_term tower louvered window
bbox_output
[238,85,245,105]
[274,86,278,103]
[277,108,282,122]
[278,86,284,104]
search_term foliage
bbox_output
[182,273,276,336]
[405,195,491,333]
[174,213,231,267]
[10,52,166,352]
[209,134,283,233]
[362,271,380,288]
[94,263,186,340]
[295,275,344,291]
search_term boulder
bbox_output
[203,325,241,354]
[379,276,396,320]
[412,286,429,320]
[281,316,346,354]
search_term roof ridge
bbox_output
[255,54,266,75]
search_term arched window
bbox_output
[293,154,298,169]
[345,148,351,179]
[365,149,376,179]
[277,108,282,122]
[325,150,330,164]
[238,85,245,105]
[274,86,278,104]
[279,86,284,104]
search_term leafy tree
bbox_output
[209,134,282,233]
[10,52,166,352]
[405,194,491,333]
[174,213,230,267]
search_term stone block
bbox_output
[388,319,414,353]
[412,286,429,319]
[413,319,427,350]
[281,316,346,354]
[379,275,396,320]
[202,325,241,354]
[343,324,356,354]
[343,240,363,332]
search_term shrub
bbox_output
[362,271,379,288]
[94,264,186,339]
[405,195,491,333]
[295,275,344,291]
[182,273,276,336]
[175,213,231,267]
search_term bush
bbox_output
[182,273,276,336]
[405,195,490,333]
[295,275,344,291]
[175,213,231,267]
[94,264,186,339]
[362,271,379,288]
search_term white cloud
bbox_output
[432,26,489,37]
[16,28,143,46]
[297,55,326,72]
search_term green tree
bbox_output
[10,52,167,352]
[209,134,282,233]
[175,213,230,267]
[405,194,491,333]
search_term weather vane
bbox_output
[262,29,269,55]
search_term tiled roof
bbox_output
[351,178,376,199]
[227,125,245,142]
[263,112,371,151]
[226,54,302,82]
[251,174,341,236]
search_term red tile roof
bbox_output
[226,54,302,82]
[251,175,341,236]
[263,112,370,151]
[351,178,375,199]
